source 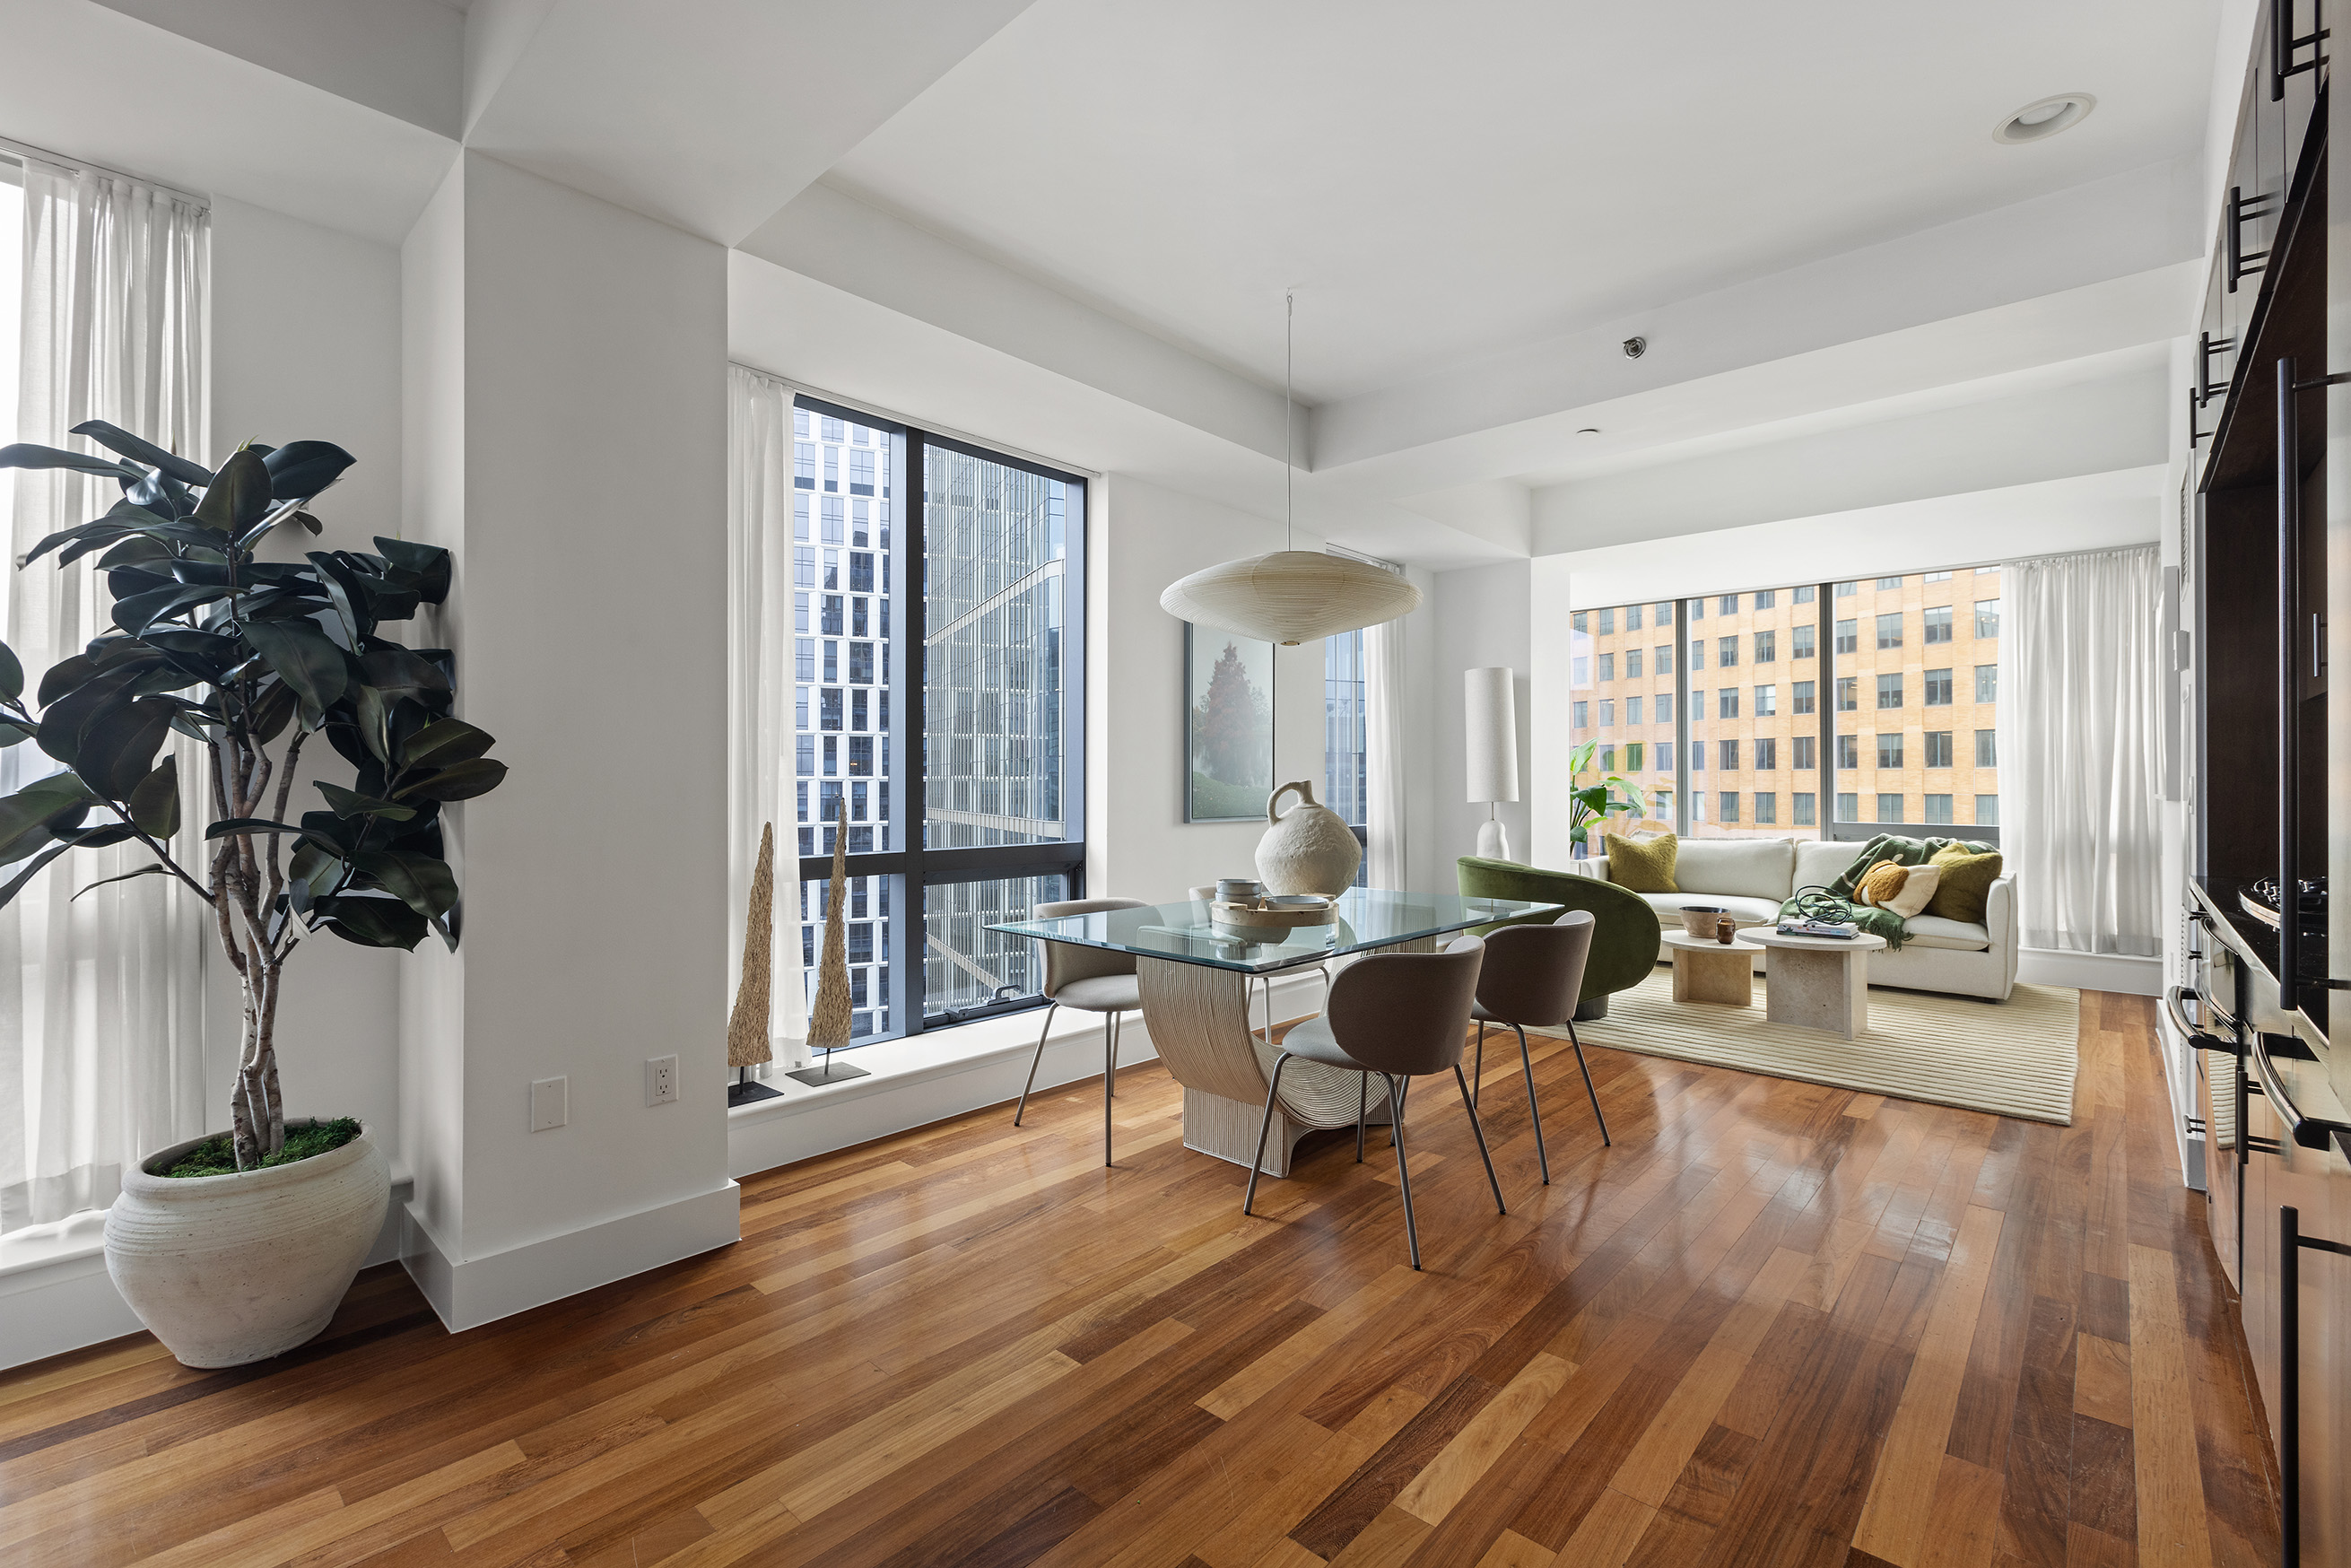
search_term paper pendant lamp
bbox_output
[1159,550,1422,645]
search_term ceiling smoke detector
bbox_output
[1994,94,2094,144]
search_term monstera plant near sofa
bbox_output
[0,424,506,1365]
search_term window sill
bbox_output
[726,1004,1134,1129]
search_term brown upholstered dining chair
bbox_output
[1242,935,1501,1269]
[1013,896,1149,1166]
[1468,910,1609,1186]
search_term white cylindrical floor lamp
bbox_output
[1465,666,1519,861]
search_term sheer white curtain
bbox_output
[1363,613,1408,889]
[1998,544,2162,957]
[727,366,808,1073]
[0,154,209,1232]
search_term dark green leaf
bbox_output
[305,552,370,645]
[0,442,138,479]
[293,511,323,536]
[70,863,171,902]
[315,892,429,949]
[126,754,179,839]
[36,669,141,765]
[359,646,449,694]
[401,718,493,769]
[190,449,270,535]
[393,757,507,802]
[245,679,298,744]
[113,582,229,635]
[372,536,451,604]
[0,841,76,910]
[353,849,457,919]
[125,471,195,518]
[0,640,19,701]
[74,697,174,800]
[23,521,126,565]
[0,774,97,865]
[0,716,36,747]
[353,684,390,762]
[263,441,355,502]
[316,781,414,821]
[240,618,349,711]
[96,535,171,569]
[55,823,137,849]
[67,422,213,487]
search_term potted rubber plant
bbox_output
[0,423,506,1365]
[1566,736,1649,857]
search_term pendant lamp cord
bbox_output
[1284,290,1294,553]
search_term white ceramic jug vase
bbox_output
[1255,780,1364,895]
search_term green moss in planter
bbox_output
[161,1118,361,1179]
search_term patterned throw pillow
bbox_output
[1605,832,1678,893]
[1856,861,1945,920]
[1925,846,2002,923]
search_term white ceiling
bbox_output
[827,0,2220,403]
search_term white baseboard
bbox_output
[727,970,1328,1180]
[2017,947,2161,996]
[0,1177,414,1372]
[400,1181,740,1334]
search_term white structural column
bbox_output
[397,152,738,1331]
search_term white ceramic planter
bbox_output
[104,1122,390,1368]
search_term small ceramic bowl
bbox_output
[1217,878,1264,904]
[1676,906,1728,937]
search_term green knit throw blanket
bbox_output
[1775,833,1997,952]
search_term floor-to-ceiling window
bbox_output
[1324,627,1369,885]
[788,396,1085,1043]
[1571,564,2000,848]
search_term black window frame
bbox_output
[792,397,1090,1038]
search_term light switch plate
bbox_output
[530,1076,567,1133]
[647,1055,678,1106]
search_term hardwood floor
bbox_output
[0,990,2282,1567]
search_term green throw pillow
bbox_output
[1606,833,1678,893]
[1925,846,2002,924]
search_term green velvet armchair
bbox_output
[1457,856,1661,1018]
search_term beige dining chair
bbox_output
[1013,896,1148,1166]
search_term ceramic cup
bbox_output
[1716,916,1737,945]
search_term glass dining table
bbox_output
[987,888,1562,1178]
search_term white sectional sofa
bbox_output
[1570,836,2018,1002]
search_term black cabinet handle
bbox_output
[2249,1030,2351,1151]
[2272,0,2330,100]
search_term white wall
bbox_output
[1412,561,1533,888]
[396,152,736,1323]
[1093,475,1329,904]
[205,196,406,1155]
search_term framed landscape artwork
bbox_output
[1185,623,1276,823]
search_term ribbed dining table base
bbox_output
[1136,936,1433,1178]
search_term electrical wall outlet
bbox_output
[647,1055,679,1106]
[530,1076,568,1133]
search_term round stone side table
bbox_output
[1661,929,1765,1006]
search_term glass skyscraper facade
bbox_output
[787,399,1084,1046]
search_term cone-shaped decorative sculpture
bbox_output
[727,823,776,1069]
[786,801,869,1087]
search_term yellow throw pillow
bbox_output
[1855,861,1909,908]
[1926,847,2002,924]
[1606,832,1678,893]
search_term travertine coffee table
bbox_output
[1744,928,1888,1038]
[1660,929,1764,1006]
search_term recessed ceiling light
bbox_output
[1576,428,1601,436]
[1994,94,2094,144]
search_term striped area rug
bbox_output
[1537,966,2080,1125]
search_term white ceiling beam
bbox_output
[461,0,1040,247]
[1315,155,2202,478]
[1530,357,2170,556]
[741,181,1293,463]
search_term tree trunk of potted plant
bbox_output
[0,424,507,1364]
